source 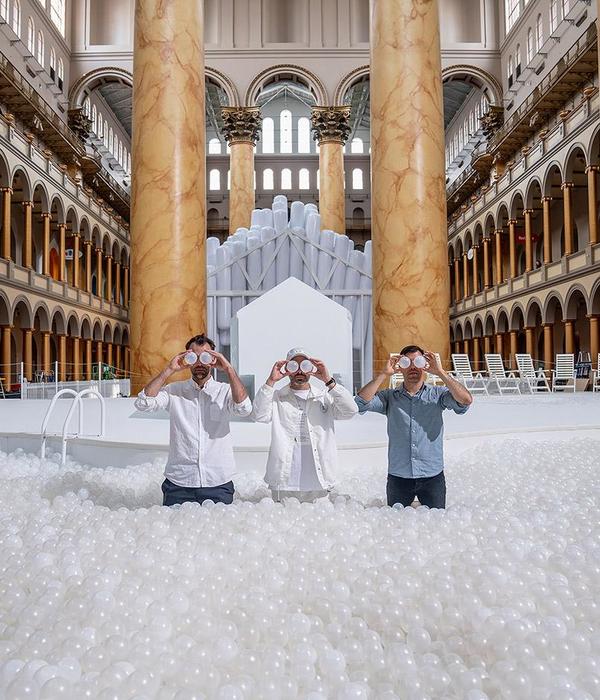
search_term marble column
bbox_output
[462,253,469,298]
[463,339,469,357]
[107,342,113,369]
[496,333,503,358]
[453,258,461,302]
[85,339,92,381]
[131,0,206,391]
[524,209,534,272]
[484,335,491,357]
[22,328,32,381]
[525,327,535,357]
[41,332,50,374]
[125,347,131,374]
[72,337,81,381]
[58,223,66,282]
[586,165,598,245]
[473,336,481,371]
[508,219,517,278]
[472,245,479,295]
[589,316,598,366]
[564,320,574,354]
[106,255,113,302]
[116,344,122,373]
[115,260,121,305]
[58,335,66,381]
[123,266,130,307]
[494,230,503,284]
[221,107,261,234]
[311,106,350,234]
[22,201,32,269]
[509,330,518,365]
[95,248,103,298]
[543,324,553,371]
[95,341,103,367]
[42,213,51,276]
[371,0,448,368]
[541,196,552,264]
[84,241,92,293]
[483,237,491,288]
[72,233,80,288]
[1,187,11,260]
[1,326,11,387]
[561,181,574,255]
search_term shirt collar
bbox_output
[189,376,219,398]
[399,383,426,399]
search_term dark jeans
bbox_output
[387,471,446,509]
[161,478,234,507]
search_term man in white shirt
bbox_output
[134,334,252,506]
[251,348,358,501]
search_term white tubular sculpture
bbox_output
[207,197,373,386]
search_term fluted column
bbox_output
[1,187,11,260]
[562,181,574,255]
[58,223,66,282]
[106,254,113,301]
[508,219,517,278]
[371,0,448,366]
[42,213,51,276]
[472,245,479,295]
[494,229,503,284]
[95,340,103,367]
[106,342,113,369]
[473,336,481,371]
[22,200,32,268]
[586,165,598,245]
[496,332,503,358]
[85,339,92,381]
[84,240,92,292]
[541,196,552,264]
[22,328,33,381]
[41,331,50,374]
[525,327,535,357]
[123,265,130,307]
[72,233,80,288]
[564,320,574,354]
[543,324,553,372]
[484,335,491,357]
[462,252,469,298]
[95,248,103,297]
[483,236,491,288]
[132,0,206,391]
[524,209,534,272]
[1,326,11,387]
[221,107,261,234]
[72,337,81,381]
[509,330,518,365]
[311,106,350,234]
[589,316,598,366]
[453,257,461,302]
[115,260,121,305]
[58,334,66,382]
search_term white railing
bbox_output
[206,196,373,388]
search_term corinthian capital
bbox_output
[220,107,262,145]
[310,106,351,145]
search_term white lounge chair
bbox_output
[592,354,600,393]
[484,354,521,395]
[451,354,488,394]
[551,353,577,392]
[515,353,550,393]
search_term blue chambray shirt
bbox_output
[354,384,469,478]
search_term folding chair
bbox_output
[0,376,5,399]
[515,353,550,393]
[593,354,600,393]
[484,354,521,395]
[551,354,576,392]
[451,354,488,394]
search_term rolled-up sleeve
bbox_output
[355,389,389,415]
[438,388,470,414]
[225,388,252,417]
[250,384,275,423]
[134,388,170,412]
[330,384,359,420]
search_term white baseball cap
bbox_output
[286,347,310,362]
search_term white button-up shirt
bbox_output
[251,382,358,490]
[134,377,252,488]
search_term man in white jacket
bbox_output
[251,348,358,501]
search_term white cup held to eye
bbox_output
[199,351,216,366]
[183,351,198,366]
[286,359,315,374]
[397,355,428,370]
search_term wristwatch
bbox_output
[325,377,336,388]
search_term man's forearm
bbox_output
[225,366,248,403]
[357,373,388,402]
[143,368,174,397]
[439,371,473,405]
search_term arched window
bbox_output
[298,168,310,190]
[515,44,522,74]
[50,0,65,35]
[350,137,364,154]
[261,117,274,153]
[527,28,534,63]
[57,56,64,81]
[281,168,292,190]
[26,16,34,53]
[507,55,514,81]
[103,120,108,146]
[83,96,90,117]
[263,168,274,190]
[536,14,543,50]
[208,138,221,154]
[209,169,220,190]
[10,0,20,35]
[36,29,44,64]
[297,117,311,153]
[550,0,558,32]
[49,46,56,79]
[108,127,114,153]
[91,104,97,133]
[279,110,292,153]
[127,152,131,174]
[0,1,8,21]
[561,0,570,17]
[352,168,363,190]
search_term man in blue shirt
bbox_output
[355,345,472,509]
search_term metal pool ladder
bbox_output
[40,388,106,465]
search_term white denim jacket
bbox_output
[251,382,358,489]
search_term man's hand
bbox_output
[205,349,231,371]
[267,361,289,387]
[423,351,443,377]
[309,358,331,383]
[384,355,399,376]
[167,352,188,374]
